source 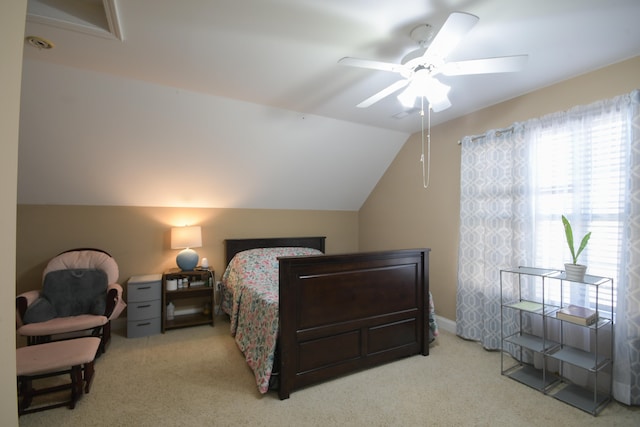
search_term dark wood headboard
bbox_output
[224,237,326,266]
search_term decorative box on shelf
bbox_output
[555,305,598,326]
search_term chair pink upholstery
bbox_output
[16,337,100,415]
[16,249,126,354]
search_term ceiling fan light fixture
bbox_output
[397,71,451,111]
[428,96,452,113]
[397,85,418,108]
[422,77,451,111]
[340,11,526,114]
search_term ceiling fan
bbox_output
[339,12,528,113]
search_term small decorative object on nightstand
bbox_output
[162,268,214,332]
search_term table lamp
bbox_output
[171,225,202,271]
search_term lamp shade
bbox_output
[171,226,202,271]
[171,226,202,249]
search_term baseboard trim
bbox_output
[435,315,456,334]
[116,314,457,336]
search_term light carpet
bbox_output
[17,315,639,426]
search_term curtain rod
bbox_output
[457,126,515,145]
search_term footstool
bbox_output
[16,337,100,415]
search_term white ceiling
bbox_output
[18,0,640,210]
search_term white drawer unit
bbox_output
[127,274,162,338]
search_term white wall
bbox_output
[1,1,26,424]
[19,60,409,210]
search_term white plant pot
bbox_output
[564,263,587,282]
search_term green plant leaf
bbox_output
[575,231,591,262]
[561,215,590,265]
[562,215,577,264]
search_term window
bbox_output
[531,114,628,314]
[457,90,640,404]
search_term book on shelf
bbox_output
[556,305,598,326]
[509,300,544,313]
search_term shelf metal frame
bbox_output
[500,267,614,415]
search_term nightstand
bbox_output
[127,274,162,338]
[162,269,215,332]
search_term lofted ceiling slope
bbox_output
[17,0,640,210]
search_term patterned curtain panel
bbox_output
[456,90,640,405]
[615,90,640,405]
[455,127,531,350]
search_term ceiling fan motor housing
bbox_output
[338,12,527,113]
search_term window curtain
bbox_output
[456,89,640,405]
[615,89,640,405]
[455,126,531,349]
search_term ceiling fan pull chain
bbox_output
[420,97,431,189]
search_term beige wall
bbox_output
[359,56,640,323]
[16,205,358,300]
[15,58,640,332]
[2,1,26,425]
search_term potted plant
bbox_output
[562,215,591,281]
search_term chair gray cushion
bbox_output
[22,297,57,324]
[40,268,108,318]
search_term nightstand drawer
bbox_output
[128,275,162,302]
[127,318,161,338]
[127,299,161,321]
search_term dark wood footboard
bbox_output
[278,248,430,399]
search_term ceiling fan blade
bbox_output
[423,12,479,60]
[441,55,528,76]
[357,79,409,108]
[338,57,405,74]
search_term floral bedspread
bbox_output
[220,247,439,393]
[220,247,323,393]
[429,290,439,341]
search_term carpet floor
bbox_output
[17,315,639,426]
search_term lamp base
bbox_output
[176,248,199,271]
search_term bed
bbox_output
[220,236,436,399]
